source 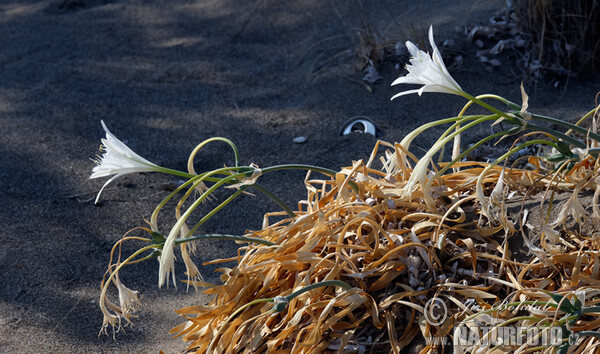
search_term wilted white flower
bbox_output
[552,183,587,227]
[98,271,139,336]
[541,224,561,244]
[90,120,161,203]
[158,236,176,289]
[489,169,505,207]
[391,26,463,100]
[114,274,139,314]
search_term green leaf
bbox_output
[544,291,577,313]
[151,231,166,244]
[555,140,574,156]
[545,153,568,163]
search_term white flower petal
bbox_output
[158,238,176,289]
[391,88,427,100]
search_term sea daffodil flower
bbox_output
[90,120,161,204]
[391,26,463,100]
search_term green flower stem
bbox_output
[154,164,351,225]
[443,114,498,138]
[251,183,295,217]
[400,115,483,148]
[530,113,600,142]
[126,249,162,264]
[154,163,359,236]
[435,115,500,163]
[285,280,352,301]
[572,107,600,129]
[186,185,248,237]
[226,298,275,321]
[459,92,519,124]
[155,166,196,179]
[574,331,600,338]
[430,115,503,153]
[433,127,521,180]
[260,164,359,193]
[150,166,244,230]
[434,114,497,148]
[488,140,561,169]
[482,94,518,110]
[523,122,586,149]
[458,94,517,117]
[414,115,502,177]
[582,306,600,314]
[174,233,275,247]
[188,137,240,169]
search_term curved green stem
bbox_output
[572,107,600,128]
[458,94,518,117]
[150,166,244,230]
[153,164,349,226]
[490,140,560,168]
[186,186,248,237]
[175,233,275,246]
[575,331,600,339]
[188,137,240,169]
[433,126,520,181]
[413,115,502,177]
[530,113,600,142]
[251,183,295,217]
[459,92,519,124]
[437,114,498,145]
[399,115,484,151]
[286,280,352,301]
[524,122,585,149]
[260,164,359,193]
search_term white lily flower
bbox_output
[90,120,161,204]
[391,26,463,100]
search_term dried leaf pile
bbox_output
[171,141,600,353]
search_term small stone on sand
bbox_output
[293,136,307,144]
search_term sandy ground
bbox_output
[1,0,599,352]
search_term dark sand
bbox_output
[1,0,598,352]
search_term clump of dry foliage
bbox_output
[171,137,600,353]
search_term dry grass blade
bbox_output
[169,141,600,352]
